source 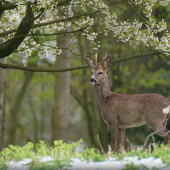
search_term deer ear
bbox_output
[102,56,111,69]
[86,56,95,68]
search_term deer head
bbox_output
[86,53,111,85]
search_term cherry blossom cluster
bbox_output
[1,0,170,66]
[160,0,170,6]
[103,0,170,55]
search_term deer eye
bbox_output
[91,71,93,74]
[98,72,103,75]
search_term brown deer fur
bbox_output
[86,54,170,153]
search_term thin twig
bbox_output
[97,134,106,154]
[34,9,44,21]
[126,138,133,151]
[108,145,112,158]
[124,0,145,22]
[50,147,54,158]
[143,129,170,149]
[7,57,22,65]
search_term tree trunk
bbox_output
[51,31,71,145]
[28,94,39,143]
[0,58,6,150]
[73,35,109,151]
[7,71,33,145]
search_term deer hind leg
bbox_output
[156,124,170,145]
[163,134,170,145]
[118,128,125,154]
[162,117,170,144]
[144,109,170,144]
[147,121,170,145]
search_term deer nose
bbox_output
[89,78,96,84]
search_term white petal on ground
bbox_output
[7,158,32,170]
[65,156,168,170]
[5,156,170,170]
[39,156,53,163]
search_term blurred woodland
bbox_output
[0,0,170,153]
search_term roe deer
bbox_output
[86,53,170,153]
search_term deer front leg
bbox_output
[109,125,118,153]
[118,128,125,154]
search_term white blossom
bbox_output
[160,0,170,6]
[1,0,170,59]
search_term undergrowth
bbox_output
[0,138,170,169]
[123,162,149,170]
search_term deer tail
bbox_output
[162,105,170,114]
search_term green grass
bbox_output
[0,139,170,170]
[123,162,149,170]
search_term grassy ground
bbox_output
[1,138,170,170]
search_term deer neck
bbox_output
[94,75,112,106]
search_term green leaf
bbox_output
[54,140,63,146]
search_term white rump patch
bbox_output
[163,106,170,114]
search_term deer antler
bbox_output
[100,54,107,65]
[95,53,98,65]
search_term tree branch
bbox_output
[111,51,160,63]
[0,2,34,58]
[0,10,100,37]
[0,3,18,18]
[0,0,70,17]
[57,0,72,6]
[124,0,145,22]
[0,4,18,11]
[34,9,44,21]
[0,52,160,72]
[30,26,88,36]
[0,25,89,48]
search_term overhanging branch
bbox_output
[0,4,18,11]
[0,3,18,18]
[111,51,160,62]
[0,26,89,48]
[0,52,160,72]
[0,10,100,37]
[0,3,34,58]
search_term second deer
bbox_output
[86,53,170,153]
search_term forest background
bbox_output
[0,0,170,152]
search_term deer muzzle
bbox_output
[89,78,97,84]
